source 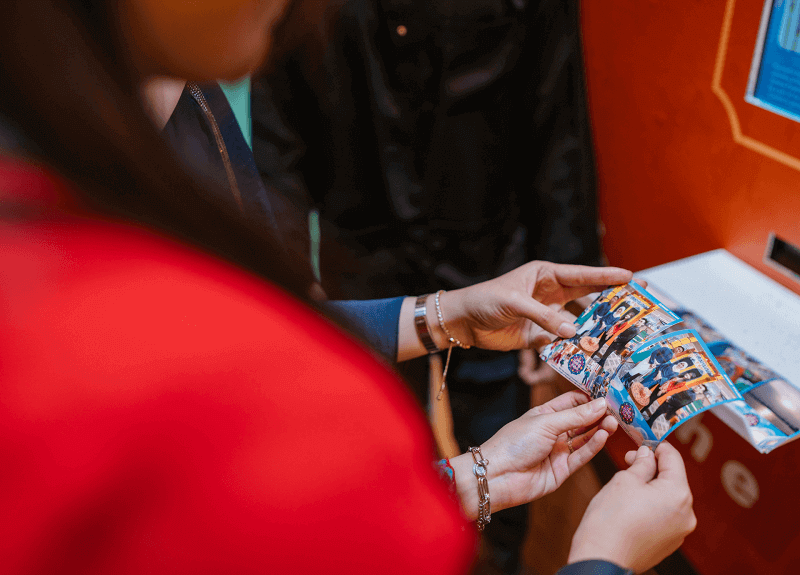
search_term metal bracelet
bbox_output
[414,294,440,354]
[469,446,491,531]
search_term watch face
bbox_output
[619,402,636,424]
[568,354,586,375]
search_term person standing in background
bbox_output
[251,2,601,570]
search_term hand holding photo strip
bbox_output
[541,282,741,450]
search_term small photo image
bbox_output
[626,330,740,440]
[584,362,609,399]
[666,309,728,345]
[571,282,680,371]
[779,0,800,53]
[745,378,800,436]
[713,344,783,395]
[541,339,602,394]
[605,375,658,445]
[647,381,738,440]
[543,282,681,405]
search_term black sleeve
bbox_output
[250,64,314,226]
[556,559,634,575]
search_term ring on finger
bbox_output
[567,435,575,454]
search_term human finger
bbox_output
[651,442,689,484]
[531,329,558,351]
[633,277,649,288]
[566,412,617,438]
[537,397,607,437]
[625,445,657,482]
[516,297,578,338]
[551,264,633,289]
[624,449,638,466]
[568,428,609,473]
[600,413,618,434]
[557,306,577,323]
[568,425,600,451]
[530,305,577,348]
[532,389,591,415]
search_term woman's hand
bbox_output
[567,443,697,573]
[439,261,632,352]
[449,391,618,519]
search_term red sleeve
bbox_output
[0,202,476,574]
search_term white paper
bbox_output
[638,249,800,389]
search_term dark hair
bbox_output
[679,368,703,381]
[0,0,314,295]
[621,308,639,322]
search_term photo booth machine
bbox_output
[582,1,800,573]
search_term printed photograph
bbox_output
[623,330,741,440]
[558,282,681,376]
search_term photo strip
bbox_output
[541,282,681,398]
[540,283,741,449]
[609,330,741,442]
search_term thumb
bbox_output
[625,445,658,482]
[539,397,607,437]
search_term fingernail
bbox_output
[636,445,652,458]
[557,323,576,338]
[591,397,607,412]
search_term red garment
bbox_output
[0,158,475,574]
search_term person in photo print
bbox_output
[621,346,675,387]
[586,303,630,339]
[595,316,647,364]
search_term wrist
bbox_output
[450,447,505,522]
[431,289,474,349]
[450,453,479,520]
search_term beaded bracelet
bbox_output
[434,458,457,499]
[432,290,470,400]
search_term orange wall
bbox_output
[582,0,800,295]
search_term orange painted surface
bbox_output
[583,3,800,574]
[583,0,800,295]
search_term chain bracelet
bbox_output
[434,290,470,349]
[468,446,491,531]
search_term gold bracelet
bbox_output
[434,290,470,349]
[432,290,470,401]
[469,446,491,531]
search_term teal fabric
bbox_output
[219,77,321,282]
[219,77,252,149]
[308,209,321,283]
